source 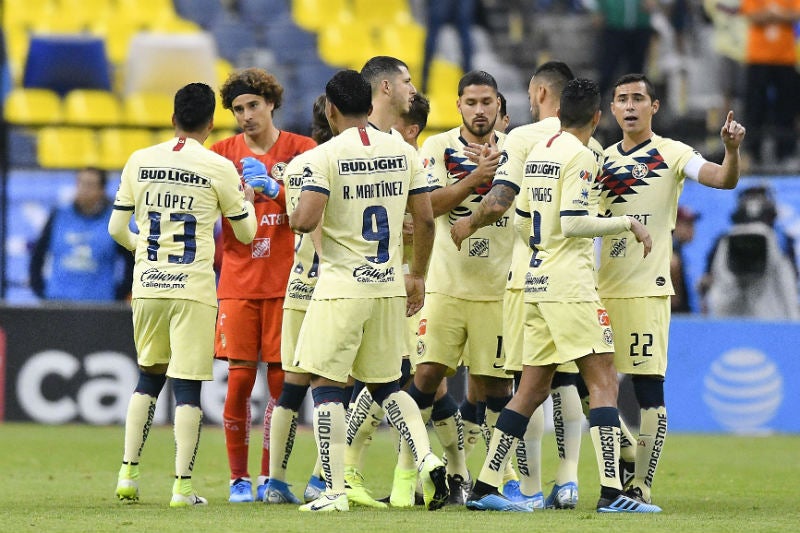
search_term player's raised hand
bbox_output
[241,157,280,199]
[628,216,652,258]
[405,274,425,316]
[720,110,746,150]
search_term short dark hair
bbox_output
[360,56,408,92]
[326,70,372,116]
[219,67,284,111]
[559,78,600,128]
[174,82,215,132]
[310,93,333,144]
[613,73,657,101]
[497,91,507,118]
[532,61,574,95]
[457,70,497,96]
[401,93,430,132]
[81,166,108,188]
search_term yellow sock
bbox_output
[314,400,347,493]
[619,417,637,463]
[589,425,622,492]
[634,406,667,501]
[268,405,297,483]
[344,388,383,469]
[122,392,157,464]
[478,427,517,489]
[173,404,202,479]
[552,385,583,484]
[432,411,469,478]
[382,391,432,468]
[486,407,518,484]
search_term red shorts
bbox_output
[215,298,284,363]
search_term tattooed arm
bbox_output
[450,183,517,250]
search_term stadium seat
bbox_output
[4,25,30,85]
[263,15,319,65]
[63,89,123,127]
[173,0,224,30]
[123,32,217,96]
[37,127,98,168]
[115,0,178,29]
[239,0,290,28]
[292,0,350,32]
[57,0,115,30]
[23,35,112,96]
[352,0,411,28]
[4,0,57,29]
[98,128,155,170]
[210,13,259,64]
[122,92,174,128]
[317,22,376,69]
[376,21,425,72]
[89,17,146,66]
[3,88,63,126]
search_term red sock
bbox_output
[224,366,257,480]
[260,364,285,477]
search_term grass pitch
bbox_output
[0,422,797,533]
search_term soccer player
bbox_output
[451,78,660,513]
[111,82,257,507]
[487,61,605,510]
[290,69,448,512]
[595,73,746,506]
[262,94,333,504]
[402,69,512,504]
[211,67,317,503]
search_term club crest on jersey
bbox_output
[609,237,627,258]
[602,327,614,345]
[468,238,490,257]
[597,308,611,326]
[271,162,287,181]
[632,162,649,180]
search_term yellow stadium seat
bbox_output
[4,25,30,85]
[98,128,155,170]
[5,0,58,29]
[352,0,411,27]
[216,58,234,87]
[37,127,98,168]
[29,9,88,34]
[318,23,377,69]
[154,128,178,143]
[149,17,203,34]
[122,91,174,128]
[376,21,425,71]
[63,89,122,127]
[57,0,115,29]
[3,88,63,126]
[292,0,350,32]
[89,17,145,66]
[115,0,177,28]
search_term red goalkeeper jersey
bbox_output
[212,131,316,299]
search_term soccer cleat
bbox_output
[619,459,636,489]
[419,453,449,511]
[170,493,208,507]
[501,479,522,501]
[596,493,662,513]
[447,473,471,505]
[116,463,140,501]
[263,478,302,504]
[299,492,349,512]
[256,482,268,502]
[625,486,652,504]
[115,479,139,502]
[344,466,387,508]
[303,475,326,503]
[389,466,417,508]
[466,489,534,512]
[228,478,254,503]
[545,481,578,509]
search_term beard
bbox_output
[463,116,497,138]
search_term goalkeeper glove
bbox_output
[241,157,279,199]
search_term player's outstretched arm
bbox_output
[108,208,137,251]
[290,190,327,234]
[698,110,746,190]
[450,183,516,250]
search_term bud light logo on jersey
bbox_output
[524,161,561,178]
[138,168,211,187]
[339,156,407,174]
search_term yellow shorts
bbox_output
[294,297,406,384]
[132,298,216,380]
[504,289,577,374]
[406,310,421,358]
[523,300,615,367]
[416,293,506,378]
[603,296,669,376]
[280,308,309,374]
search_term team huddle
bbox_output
[108,54,746,512]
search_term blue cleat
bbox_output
[263,478,302,504]
[256,481,268,502]
[229,478,254,503]
[501,479,522,500]
[545,481,578,509]
[466,490,534,512]
[304,475,326,503]
[597,493,662,513]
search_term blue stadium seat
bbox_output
[239,0,290,27]
[263,14,318,66]
[173,0,225,29]
[22,35,111,96]
[210,13,260,64]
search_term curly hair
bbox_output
[219,67,283,111]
